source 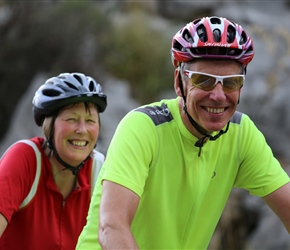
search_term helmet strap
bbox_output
[47,113,90,175]
[53,150,90,175]
[178,71,230,151]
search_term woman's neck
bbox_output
[50,157,77,199]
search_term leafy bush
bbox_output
[0,1,112,140]
[103,10,174,103]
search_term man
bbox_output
[77,16,290,249]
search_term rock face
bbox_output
[1,1,290,248]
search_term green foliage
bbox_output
[103,11,174,103]
[0,2,175,141]
[0,2,112,140]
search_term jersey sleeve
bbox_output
[102,110,158,197]
[234,115,290,196]
[0,141,37,222]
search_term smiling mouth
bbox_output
[205,107,225,114]
[69,140,88,147]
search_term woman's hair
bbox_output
[42,116,54,157]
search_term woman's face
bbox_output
[53,102,100,167]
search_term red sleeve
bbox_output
[0,141,37,222]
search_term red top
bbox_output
[0,137,97,250]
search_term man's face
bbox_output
[176,59,243,134]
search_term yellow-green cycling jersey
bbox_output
[77,97,290,250]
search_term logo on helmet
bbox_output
[204,43,231,47]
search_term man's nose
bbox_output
[209,82,226,100]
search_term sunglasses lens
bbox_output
[223,77,244,92]
[189,74,215,91]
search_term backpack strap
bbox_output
[18,140,42,208]
[0,139,42,209]
[91,150,105,193]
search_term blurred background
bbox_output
[1,0,290,248]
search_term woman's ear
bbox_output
[174,68,182,97]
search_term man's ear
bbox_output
[174,68,182,97]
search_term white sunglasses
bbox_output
[184,70,245,93]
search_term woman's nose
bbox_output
[75,121,86,134]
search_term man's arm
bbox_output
[263,182,290,233]
[99,180,140,249]
[0,213,8,237]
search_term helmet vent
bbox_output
[239,31,248,45]
[173,40,183,51]
[210,17,221,25]
[227,25,236,43]
[42,89,62,97]
[193,18,201,25]
[89,81,96,91]
[73,74,84,85]
[197,24,207,42]
[183,30,194,44]
[64,81,79,91]
[213,29,221,42]
[46,80,54,85]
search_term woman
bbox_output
[0,72,107,249]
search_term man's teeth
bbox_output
[71,141,86,147]
[206,108,224,114]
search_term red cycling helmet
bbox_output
[171,16,254,67]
